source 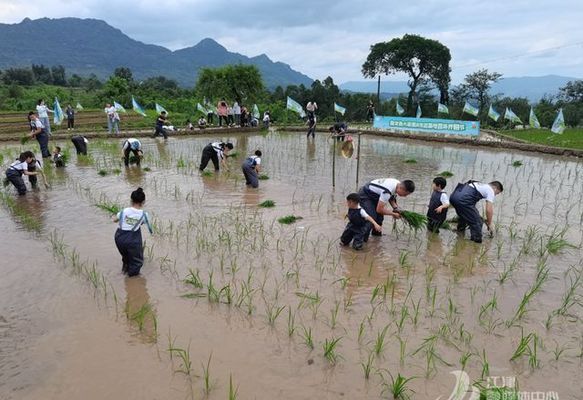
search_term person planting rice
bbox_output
[242,150,262,188]
[357,178,415,240]
[71,135,89,155]
[153,111,170,139]
[427,177,449,232]
[4,151,38,195]
[449,180,503,243]
[306,115,317,138]
[121,138,143,167]
[53,146,65,168]
[112,187,153,276]
[199,141,233,172]
[340,193,382,250]
[329,122,348,141]
[29,112,51,158]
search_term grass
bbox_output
[438,170,454,177]
[258,200,275,208]
[500,127,583,149]
[399,210,427,230]
[277,215,303,224]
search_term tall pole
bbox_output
[377,75,381,106]
[332,138,336,188]
[355,132,362,190]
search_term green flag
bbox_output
[437,103,449,114]
[253,104,260,119]
[155,103,168,115]
[76,102,84,111]
[529,107,541,129]
[197,103,208,114]
[396,102,405,115]
[463,101,479,116]
[334,102,346,115]
[286,96,306,117]
[416,104,422,118]
[551,108,565,134]
[132,96,147,117]
[488,105,500,122]
[504,107,522,124]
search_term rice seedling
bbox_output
[404,158,417,164]
[398,336,407,365]
[546,237,577,255]
[167,343,192,375]
[112,168,122,175]
[555,266,582,317]
[357,319,366,344]
[510,329,540,368]
[258,200,275,208]
[399,211,427,230]
[202,353,213,395]
[265,299,285,326]
[20,135,30,145]
[143,167,151,171]
[287,307,296,337]
[94,202,121,215]
[361,351,375,380]
[380,372,415,400]
[550,340,569,361]
[277,215,303,224]
[511,160,523,167]
[228,374,239,400]
[201,170,213,177]
[299,325,314,350]
[480,349,489,379]
[322,337,342,364]
[258,174,270,180]
[129,302,154,332]
[98,169,108,176]
[176,157,186,168]
[183,268,203,289]
[329,301,340,329]
[373,325,390,356]
[438,170,454,177]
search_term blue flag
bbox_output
[437,103,449,114]
[132,96,147,117]
[114,101,127,113]
[488,105,500,122]
[286,96,306,117]
[416,104,422,118]
[396,102,405,115]
[155,103,167,114]
[551,108,565,134]
[196,103,208,114]
[334,102,346,115]
[253,104,260,119]
[463,101,479,116]
[529,107,541,129]
[53,97,64,125]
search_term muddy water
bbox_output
[1,131,582,400]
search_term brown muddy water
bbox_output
[1,131,582,400]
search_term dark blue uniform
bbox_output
[340,207,370,250]
[242,156,260,188]
[427,190,448,232]
[449,181,484,242]
[114,209,152,276]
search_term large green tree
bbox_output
[362,34,451,114]
[458,69,503,118]
[195,64,265,104]
[559,80,583,102]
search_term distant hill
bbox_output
[340,75,579,101]
[0,17,313,88]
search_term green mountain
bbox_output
[0,17,313,88]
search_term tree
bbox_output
[113,67,134,82]
[2,68,34,85]
[195,64,265,104]
[51,65,67,86]
[84,74,103,91]
[559,80,583,102]
[32,64,53,84]
[68,74,83,87]
[458,69,503,117]
[362,34,451,115]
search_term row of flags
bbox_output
[286,96,347,117]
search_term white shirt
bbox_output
[9,160,28,172]
[471,182,496,203]
[263,114,270,122]
[105,106,116,116]
[211,142,226,159]
[122,138,141,151]
[357,206,370,219]
[368,178,399,203]
[439,191,450,206]
[233,103,241,114]
[306,102,317,112]
[248,155,261,166]
[32,119,45,129]
[36,104,50,118]
[116,207,152,232]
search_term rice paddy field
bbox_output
[0,130,582,400]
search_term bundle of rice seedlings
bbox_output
[278,215,303,224]
[399,210,427,230]
[98,169,108,176]
[404,159,417,164]
[95,203,120,214]
[258,174,270,180]
[258,200,275,208]
[438,171,454,177]
[511,160,523,167]
[20,136,30,145]
[201,170,213,177]
[143,167,152,172]
[227,151,239,158]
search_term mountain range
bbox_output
[340,75,578,102]
[0,17,313,88]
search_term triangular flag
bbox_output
[53,97,64,125]
[488,105,500,122]
[437,103,449,114]
[76,102,84,111]
[334,102,346,115]
[396,102,405,115]
[416,104,422,118]
[114,101,127,113]
[132,96,147,117]
[551,108,565,134]
[504,107,522,124]
[252,104,260,119]
[529,107,541,129]
[286,96,306,118]
[463,101,479,116]
[197,103,208,114]
[155,103,167,114]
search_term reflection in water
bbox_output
[155,140,170,160]
[125,167,144,187]
[3,190,48,232]
[124,276,156,341]
[424,231,445,264]
[341,141,354,159]
[306,140,316,161]
[447,235,492,275]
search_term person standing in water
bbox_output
[112,187,153,276]
[199,141,233,171]
[242,150,262,188]
[29,112,51,158]
[4,151,38,195]
[121,138,143,167]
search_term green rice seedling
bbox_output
[98,169,108,176]
[258,174,270,180]
[322,337,342,364]
[20,135,30,145]
[184,268,203,289]
[201,170,213,177]
[398,250,410,268]
[438,171,454,177]
[398,336,407,365]
[546,237,577,254]
[480,349,489,379]
[381,372,415,400]
[277,215,303,224]
[220,284,233,305]
[361,351,375,380]
[555,266,582,317]
[265,300,285,326]
[202,353,213,395]
[395,305,409,333]
[228,374,239,400]
[399,210,427,230]
[511,160,523,167]
[176,157,186,168]
[459,352,472,371]
[299,325,314,350]
[94,202,121,215]
[143,167,151,171]
[258,200,275,208]
[207,272,220,303]
[112,168,122,175]
[374,325,390,356]
[329,301,340,329]
[410,298,421,326]
[357,320,366,344]
[287,307,296,337]
[404,158,417,164]
[551,340,569,361]
[130,302,154,332]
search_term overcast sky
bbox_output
[1,0,582,84]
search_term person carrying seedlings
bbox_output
[242,150,262,188]
[29,112,51,158]
[53,146,65,168]
[427,177,449,232]
[358,178,415,240]
[71,135,89,155]
[329,122,348,141]
[4,151,38,195]
[153,111,170,139]
[341,193,382,250]
[199,141,233,172]
[112,187,153,276]
[449,180,503,243]
[121,138,143,167]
